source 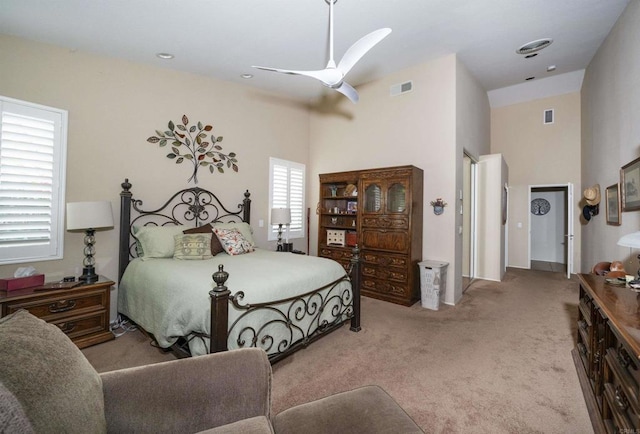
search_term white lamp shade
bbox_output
[67,201,114,230]
[617,231,640,249]
[271,208,291,225]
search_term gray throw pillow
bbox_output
[0,310,107,433]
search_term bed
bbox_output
[117,179,361,363]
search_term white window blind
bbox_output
[0,97,67,265]
[269,158,305,240]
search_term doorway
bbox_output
[529,184,574,278]
[462,153,477,290]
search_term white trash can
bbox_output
[418,260,449,310]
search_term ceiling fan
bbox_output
[252,0,391,103]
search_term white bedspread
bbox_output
[118,249,352,356]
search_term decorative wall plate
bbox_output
[531,198,551,216]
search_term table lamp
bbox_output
[271,208,291,252]
[67,201,114,282]
[617,231,640,279]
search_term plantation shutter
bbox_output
[269,158,305,240]
[0,97,67,264]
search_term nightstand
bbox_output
[0,276,115,349]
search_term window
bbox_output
[0,96,68,265]
[269,157,305,241]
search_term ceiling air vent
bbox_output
[516,38,553,55]
[390,81,413,97]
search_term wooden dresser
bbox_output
[0,277,114,349]
[319,165,423,306]
[573,273,640,433]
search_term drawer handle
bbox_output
[615,385,629,411]
[57,322,76,334]
[617,345,636,370]
[49,300,77,313]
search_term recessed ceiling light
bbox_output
[524,53,538,59]
[516,38,553,55]
[156,53,174,60]
[241,73,254,79]
[547,65,557,72]
[525,76,535,81]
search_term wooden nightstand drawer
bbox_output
[4,287,107,321]
[51,310,109,341]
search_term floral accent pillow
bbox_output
[213,227,255,256]
[173,234,213,260]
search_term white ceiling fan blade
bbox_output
[253,65,346,87]
[335,81,359,103]
[338,28,392,76]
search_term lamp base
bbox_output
[79,266,98,283]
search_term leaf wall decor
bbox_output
[147,115,239,184]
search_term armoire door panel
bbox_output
[361,230,408,252]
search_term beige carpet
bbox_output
[83,267,592,433]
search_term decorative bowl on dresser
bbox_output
[0,276,114,349]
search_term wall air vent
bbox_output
[544,109,554,124]
[390,81,413,97]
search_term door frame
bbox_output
[528,183,574,278]
[462,152,478,290]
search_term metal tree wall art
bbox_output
[147,115,239,184]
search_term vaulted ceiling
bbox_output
[1,0,630,102]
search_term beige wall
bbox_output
[491,92,582,272]
[0,35,311,317]
[581,0,640,274]
[309,54,490,305]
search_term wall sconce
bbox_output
[66,201,114,282]
[430,198,447,216]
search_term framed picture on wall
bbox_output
[606,183,621,225]
[621,156,640,211]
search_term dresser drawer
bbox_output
[361,216,409,230]
[605,345,640,411]
[603,379,640,431]
[3,287,108,322]
[51,310,109,341]
[361,251,408,268]
[319,247,354,272]
[362,277,408,297]
[362,264,407,283]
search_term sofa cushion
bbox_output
[273,385,423,434]
[0,380,34,434]
[0,310,107,433]
[198,415,274,434]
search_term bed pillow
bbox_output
[135,225,185,258]
[213,227,255,255]
[183,224,224,256]
[213,222,256,246]
[173,233,213,260]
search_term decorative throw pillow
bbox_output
[173,233,214,260]
[0,310,107,433]
[212,222,256,246]
[134,225,185,258]
[213,227,255,255]
[183,224,224,256]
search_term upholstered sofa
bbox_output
[0,310,423,433]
